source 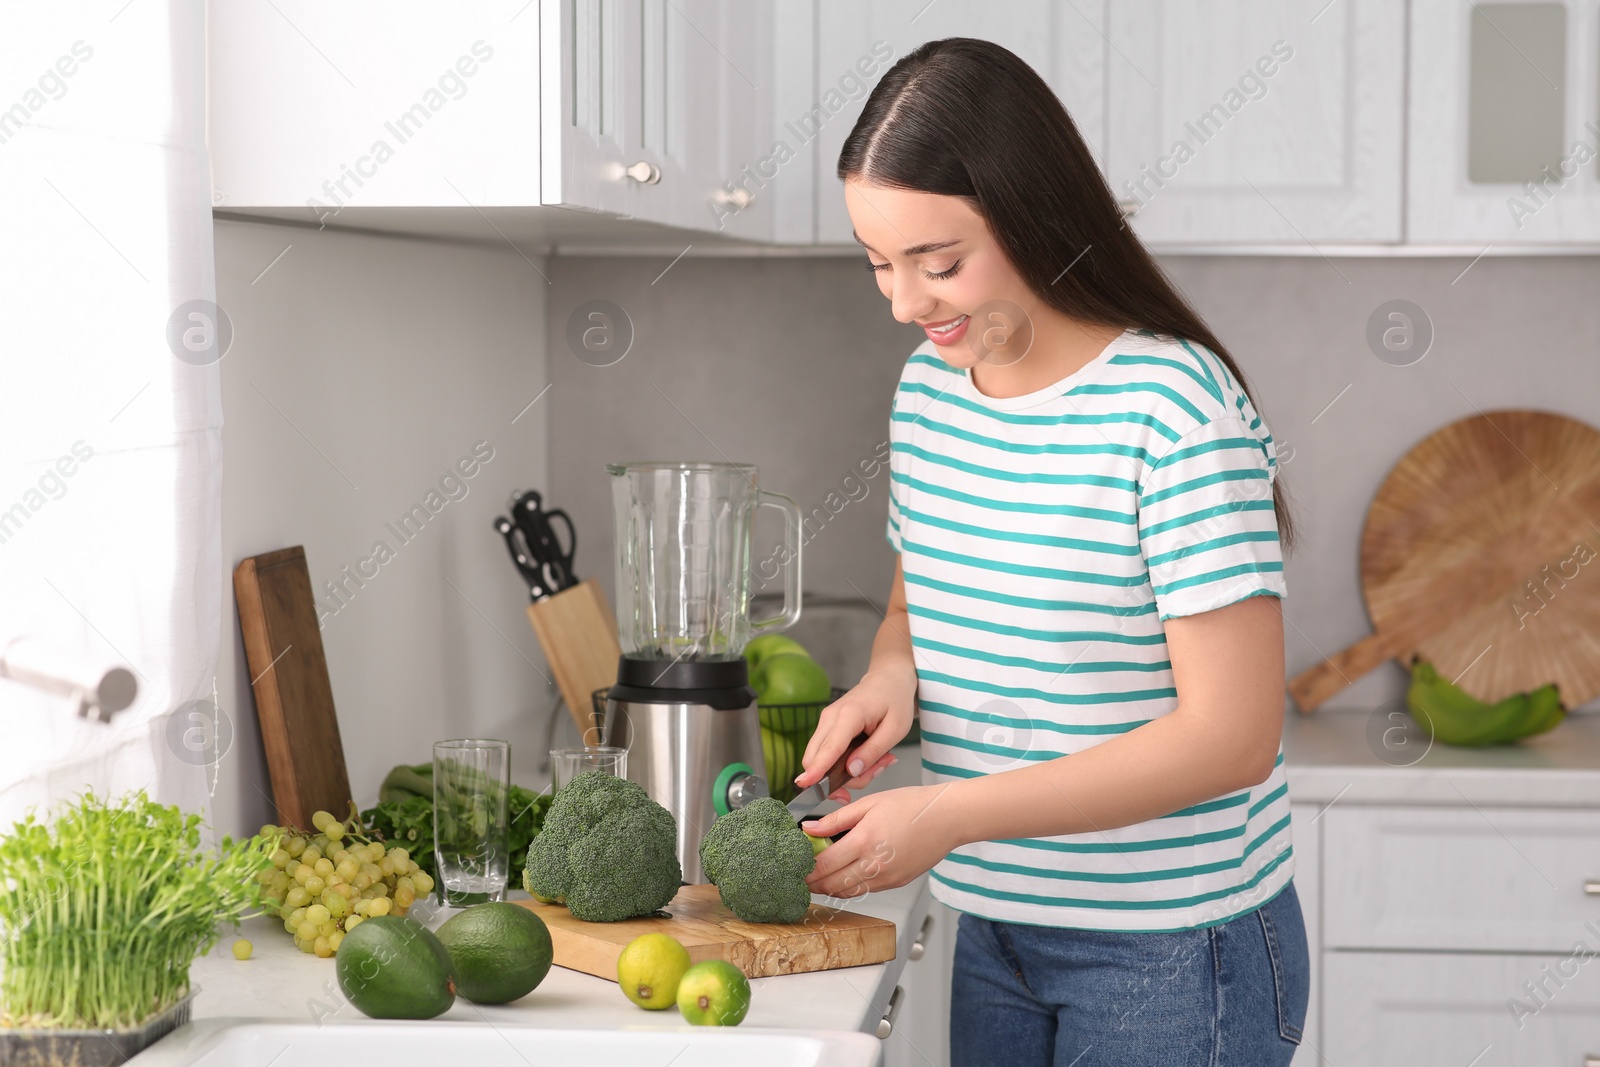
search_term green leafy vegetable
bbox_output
[361,765,552,879]
[0,791,274,1030]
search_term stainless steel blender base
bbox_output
[603,696,764,885]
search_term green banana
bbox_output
[1405,659,1565,746]
[1515,682,1566,739]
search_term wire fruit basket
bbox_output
[589,687,846,804]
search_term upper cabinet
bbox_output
[1105,0,1406,245]
[209,0,774,241]
[1408,0,1600,243]
[806,0,1107,246]
[207,3,544,216]
[207,0,1600,250]
[567,0,773,238]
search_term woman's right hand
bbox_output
[796,661,917,799]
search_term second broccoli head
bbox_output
[699,796,817,924]
[522,771,682,922]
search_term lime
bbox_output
[435,902,553,1005]
[676,959,751,1026]
[617,932,693,1010]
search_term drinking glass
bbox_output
[432,739,510,907]
[549,745,627,791]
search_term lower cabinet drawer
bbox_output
[1325,950,1600,1066]
[1324,806,1600,951]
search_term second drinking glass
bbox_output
[432,738,510,907]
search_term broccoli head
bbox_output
[523,771,682,922]
[698,796,816,924]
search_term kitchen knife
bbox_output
[492,515,559,601]
[786,771,834,822]
[787,739,870,822]
[511,489,578,593]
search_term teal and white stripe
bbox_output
[888,328,1293,932]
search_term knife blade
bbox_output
[785,771,833,822]
[787,739,871,823]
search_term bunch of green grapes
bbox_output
[255,807,435,957]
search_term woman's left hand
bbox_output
[801,784,958,899]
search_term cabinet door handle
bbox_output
[622,161,661,185]
[1582,1056,1600,1066]
[1585,880,1600,896]
[909,914,934,960]
[1117,197,1142,218]
[875,984,904,1040]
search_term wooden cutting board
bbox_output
[514,883,897,980]
[525,578,621,742]
[234,546,354,828]
[1290,410,1600,710]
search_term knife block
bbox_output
[525,578,621,742]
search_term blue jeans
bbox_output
[950,880,1309,1067]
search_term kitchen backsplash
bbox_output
[212,215,1600,837]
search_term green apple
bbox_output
[676,960,751,1026]
[760,726,799,790]
[751,652,830,707]
[743,634,809,671]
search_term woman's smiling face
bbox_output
[844,178,1039,370]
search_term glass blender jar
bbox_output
[602,461,803,883]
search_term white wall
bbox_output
[545,252,1600,715]
[212,218,556,835]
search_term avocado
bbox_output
[335,915,455,1019]
[435,902,554,1005]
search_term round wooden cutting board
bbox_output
[1290,410,1600,710]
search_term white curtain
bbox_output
[0,0,220,825]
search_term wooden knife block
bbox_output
[526,578,621,742]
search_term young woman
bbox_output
[793,37,1310,1067]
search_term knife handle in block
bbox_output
[525,578,621,743]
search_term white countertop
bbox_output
[1282,707,1600,807]
[190,873,929,1036]
[183,713,1599,1046]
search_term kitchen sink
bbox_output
[130,1019,883,1066]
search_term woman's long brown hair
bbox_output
[837,36,1297,554]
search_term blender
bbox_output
[601,461,802,883]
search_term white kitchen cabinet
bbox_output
[1408,0,1600,243]
[1105,0,1405,245]
[209,0,773,240]
[809,0,1107,246]
[1324,950,1600,1065]
[1288,803,1322,1066]
[627,0,774,239]
[207,2,542,217]
[882,902,956,1067]
[1323,805,1600,952]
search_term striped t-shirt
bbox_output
[887,327,1294,932]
